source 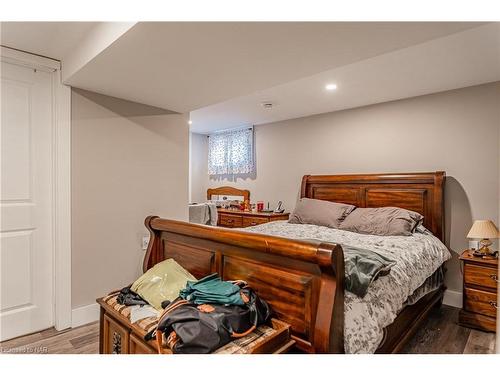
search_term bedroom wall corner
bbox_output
[189,132,208,204]
[71,88,189,320]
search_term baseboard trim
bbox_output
[71,303,99,328]
[443,289,462,308]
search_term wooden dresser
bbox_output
[217,209,289,228]
[458,250,498,332]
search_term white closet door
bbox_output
[1,61,54,341]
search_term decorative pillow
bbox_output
[288,198,356,228]
[339,207,424,236]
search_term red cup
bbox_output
[257,201,264,212]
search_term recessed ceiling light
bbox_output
[325,83,337,91]
[188,120,193,125]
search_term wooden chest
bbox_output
[97,297,295,354]
[458,250,498,332]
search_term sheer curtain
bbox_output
[208,127,254,175]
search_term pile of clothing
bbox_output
[116,259,272,354]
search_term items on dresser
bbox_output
[458,249,498,332]
[217,208,289,228]
[257,201,264,212]
[207,186,250,209]
[274,200,285,213]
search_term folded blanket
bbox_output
[343,246,396,298]
[179,273,244,306]
[207,202,218,226]
[189,203,211,225]
[189,203,218,226]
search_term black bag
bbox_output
[145,285,272,354]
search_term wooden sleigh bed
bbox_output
[101,171,446,354]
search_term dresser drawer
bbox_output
[464,263,498,289]
[242,216,269,227]
[464,287,498,318]
[219,214,243,228]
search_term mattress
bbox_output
[242,221,451,353]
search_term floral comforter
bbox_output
[242,221,451,353]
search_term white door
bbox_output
[1,61,54,341]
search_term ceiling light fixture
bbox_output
[188,120,193,125]
[261,102,274,110]
[325,83,337,91]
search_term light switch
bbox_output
[142,235,150,250]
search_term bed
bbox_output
[131,171,448,353]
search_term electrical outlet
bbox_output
[142,235,150,250]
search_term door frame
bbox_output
[1,46,72,331]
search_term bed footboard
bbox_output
[143,216,345,353]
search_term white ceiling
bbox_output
[1,22,498,134]
[191,23,500,133]
[0,22,99,60]
[62,22,483,113]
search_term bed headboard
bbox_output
[301,172,445,242]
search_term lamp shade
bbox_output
[467,220,499,239]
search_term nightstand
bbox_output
[458,249,498,332]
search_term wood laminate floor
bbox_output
[0,306,496,354]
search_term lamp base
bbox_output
[479,238,493,255]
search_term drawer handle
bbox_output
[227,219,233,223]
[489,274,498,282]
[251,222,257,225]
[489,301,499,309]
[112,331,122,354]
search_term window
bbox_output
[208,127,254,175]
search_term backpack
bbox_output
[145,284,272,354]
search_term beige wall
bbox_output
[192,82,500,294]
[72,89,189,308]
[189,132,208,203]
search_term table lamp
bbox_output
[467,220,499,255]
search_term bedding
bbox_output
[288,198,355,228]
[243,220,450,353]
[339,206,424,236]
[404,267,445,307]
[341,246,396,298]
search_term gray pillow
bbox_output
[339,207,424,236]
[289,198,356,228]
